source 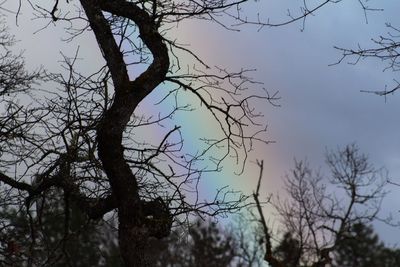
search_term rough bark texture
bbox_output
[79,0,170,266]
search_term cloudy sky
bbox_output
[4,0,400,245]
[170,0,400,243]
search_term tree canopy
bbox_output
[0,0,275,265]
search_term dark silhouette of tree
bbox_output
[1,196,246,267]
[333,222,400,267]
[188,220,237,267]
[273,232,302,267]
[0,188,123,266]
[156,219,240,267]
[0,0,384,265]
[0,0,279,265]
[253,144,388,267]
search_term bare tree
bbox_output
[0,0,382,265]
[0,0,282,266]
[254,144,387,267]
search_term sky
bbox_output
[3,0,400,246]
[166,0,400,244]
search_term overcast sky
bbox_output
[169,0,400,244]
[4,0,400,245]
[251,0,400,245]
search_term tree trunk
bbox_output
[79,1,170,266]
[119,221,153,267]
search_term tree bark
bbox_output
[79,0,169,266]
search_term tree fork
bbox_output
[79,0,170,266]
